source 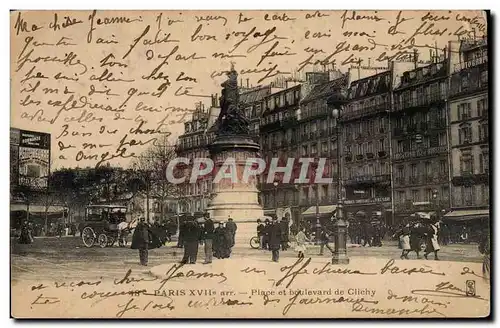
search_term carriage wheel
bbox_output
[419,240,426,252]
[250,236,260,249]
[98,234,108,248]
[107,236,116,247]
[82,227,95,248]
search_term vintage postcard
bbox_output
[10,10,490,318]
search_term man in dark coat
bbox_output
[180,220,201,264]
[225,216,237,247]
[131,217,150,266]
[203,215,215,264]
[262,219,271,250]
[257,219,265,249]
[177,221,186,248]
[268,218,282,262]
[280,218,290,251]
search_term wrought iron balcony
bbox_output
[342,102,388,121]
[394,92,446,111]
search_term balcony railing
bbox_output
[345,174,391,186]
[394,92,445,111]
[356,154,364,161]
[394,146,447,161]
[378,150,388,158]
[342,102,388,120]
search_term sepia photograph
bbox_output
[9,9,491,318]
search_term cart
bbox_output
[80,205,127,248]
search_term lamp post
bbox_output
[330,98,350,265]
[432,189,439,220]
[315,186,321,244]
[273,181,279,217]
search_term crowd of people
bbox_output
[130,214,237,266]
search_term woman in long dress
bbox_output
[294,227,309,258]
[399,226,411,259]
[424,219,440,261]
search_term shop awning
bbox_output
[10,204,67,214]
[443,209,489,221]
[302,205,337,216]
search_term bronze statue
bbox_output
[217,63,250,136]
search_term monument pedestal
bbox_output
[207,135,263,245]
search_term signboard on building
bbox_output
[10,128,51,190]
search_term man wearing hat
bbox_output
[256,219,265,249]
[203,214,215,264]
[225,216,237,247]
[268,217,282,262]
[131,217,150,266]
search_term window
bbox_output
[480,70,488,84]
[410,164,417,178]
[439,132,447,146]
[461,75,469,90]
[411,190,420,202]
[477,98,488,116]
[479,122,488,142]
[458,102,471,120]
[425,162,432,177]
[425,189,433,202]
[311,143,317,155]
[463,186,473,206]
[367,142,374,154]
[459,124,472,144]
[479,152,489,174]
[321,142,328,154]
[439,160,447,175]
[481,184,489,204]
[397,191,406,204]
[460,152,473,174]
[302,145,308,156]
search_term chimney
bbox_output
[246,79,249,88]
[413,49,418,69]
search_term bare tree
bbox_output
[130,135,179,221]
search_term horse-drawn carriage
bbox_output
[80,205,131,248]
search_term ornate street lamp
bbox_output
[329,94,349,265]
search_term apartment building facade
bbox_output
[446,38,489,221]
[391,58,451,219]
[341,71,392,223]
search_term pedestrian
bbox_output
[295,227,309,258]
[225,216,237,247]
[180,220,201,264]
[424,216,441,261]
[131,217,150,266]
[268,218,282,262]
[262,219,271,250]
[280,217,290,251]
[214,222,231,259]
[203,215,215,264]
[18,221,33,244]
[177,220,186,248]
[399,226,411,259]
[319,228,333,255]
[256,219,265,249]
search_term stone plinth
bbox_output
[207,135,263,245]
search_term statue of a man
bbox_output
[217,64,249,136]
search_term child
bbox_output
[295,227,309,258]
[399,226,411,259]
